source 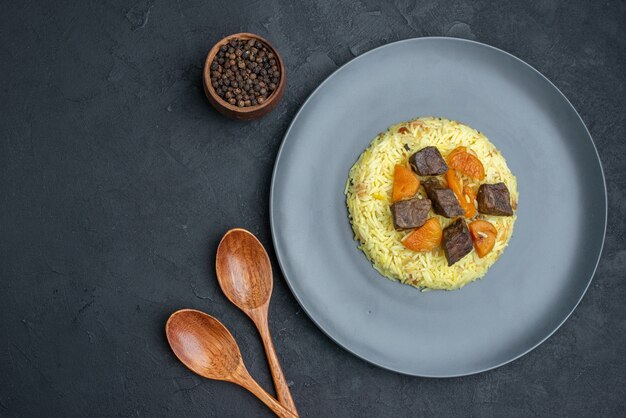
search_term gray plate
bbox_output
[270,38,606,377]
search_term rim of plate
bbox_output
[269,36,607,378]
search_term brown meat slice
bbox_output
[409,146,448,176]
[442,218,474,266]
[477,183,514,216]
[422,179,464,218]
[390,198,432,230]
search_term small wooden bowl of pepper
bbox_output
[203,33,286,120]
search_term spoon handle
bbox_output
[251,310,298,416]
[236,367,298,418]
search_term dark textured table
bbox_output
[1,1,625,416]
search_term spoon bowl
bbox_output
[166,309,241,380]
[216,228,272,310]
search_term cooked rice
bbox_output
[345,117,518,290]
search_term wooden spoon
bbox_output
[166,309,296,418]
[215,229,298,416]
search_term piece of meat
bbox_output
[442,218,474,266]
[422,179,464,218]
[409,146,448,176]
[477,183,514,216]
[390,198,432,230]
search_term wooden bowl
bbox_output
[203,33,286,120]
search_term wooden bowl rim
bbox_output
[203,32,286,115]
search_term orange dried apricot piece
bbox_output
[445,169,463,199]
[447,146,485,180]
[462,185,477,218]
[445,169,477,218]
[402,218,442,252]
[392,164,420,202]
[468,220,497,257]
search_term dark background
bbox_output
[1,0,625,416]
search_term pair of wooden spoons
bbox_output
[166,229,298,417]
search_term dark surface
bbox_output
[0,0,624,416]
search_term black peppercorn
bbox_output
[209,37,281,108]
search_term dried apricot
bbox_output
[445,169,463,199]
[447,146,485,180]
[392,165,420,202]
[462,185,477,218]
[445,169,477,218]
[468,220,497,257]
[402,218,442,252]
